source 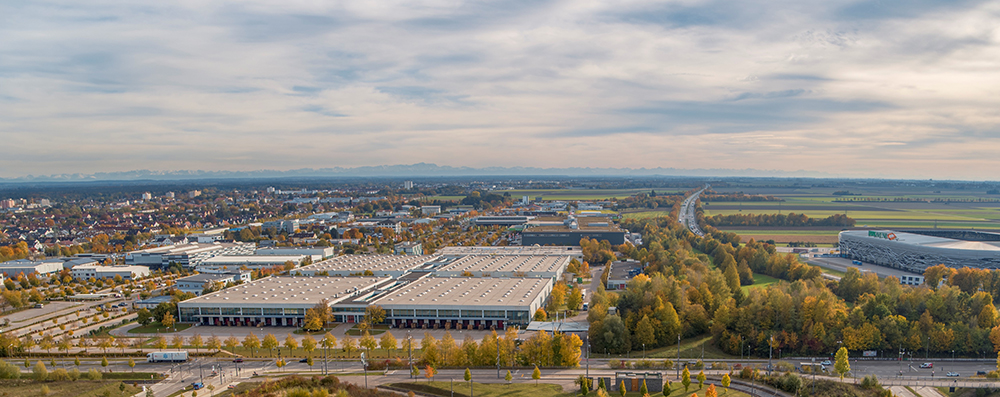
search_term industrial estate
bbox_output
[5,178,1000,397]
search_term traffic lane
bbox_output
[808,257,923,280]
[829,360,994,379]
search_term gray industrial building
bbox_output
[521,216,626,246]
[840,229,1000,272]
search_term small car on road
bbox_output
[946,372,960,377]
[233,358,243,363]
[920,363,933,368]
[820,360,832,366]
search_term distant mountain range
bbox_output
[0,163,833,182]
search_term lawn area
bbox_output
[128,322,192,334]
[345,324,390,336]
[390,381,748,397]
[638,335,735,360]
[0,379,142,397]
[741,274,781,292]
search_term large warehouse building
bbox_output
[840,229,1000,272]
[177,249,569,330]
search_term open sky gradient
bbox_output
[1,0,999,179]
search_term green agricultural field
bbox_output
[505,188,685,201]
[622,211,673,220]
[0,380,141,397]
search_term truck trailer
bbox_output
[147,351,189,363]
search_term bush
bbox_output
[693,360,704,369]
[50,368,70,381]
[775,361,795,373]
[777,373,802,393]
[33,361,48,381]
[87,368,103,380]
[634,359,655,369]
[0,360,21,379]
[607,359,627,369]
[69,368,81,381]
[41,385,50,396]
[659,359,674,369]
[860,375,881,390]
[710,362,729,370]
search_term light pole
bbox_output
[407,331,413,380]
[642,344,645,359]
[676,334,681,379]
[768,335,773,377]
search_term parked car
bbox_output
[977,371,987,375]
[191,382,204,390]
[299,358,309,363]
[920,363,933,368]
[233,358,243,363]
[946,372,960,377]
[820,360,832,366]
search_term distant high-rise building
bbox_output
[38,199,51,207]
[0,199,15,209]
[266,187,275,193]
[188,190,202,198]
[403,181,414,189]
[141,192,152,200]
[165,192,175,199]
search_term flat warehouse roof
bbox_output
[372,276,552,308]
[182,276,391,307]
[435,255,569,274]
[201,255,306,264]
[436,246,582,256]
[298,254,436,274]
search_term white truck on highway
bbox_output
[147,351,189,363]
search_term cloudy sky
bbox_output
[2,0,999,179]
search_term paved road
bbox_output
[807,257,924,280]
[679,186,708,237]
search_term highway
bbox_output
[679,186,708,237]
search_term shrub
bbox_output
[41,385,51,396]
[33,361,48,381]
[69,368,81,381]
[87,368,103,380]
[710,362,729,370]
[778,373,802,393]
[659,359,674,369]
[50,368,70,381]
[988,371,1000,380]
[860,375,881,390]
[0,360,21,379]
[634,359,655,369]
[774,361,795,373]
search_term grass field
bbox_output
[640,335,734,360]
[128,322,192,334]
[0,379,142,397]
[391,381,749,397]
[430,188,686,203]
[742,274,781,292]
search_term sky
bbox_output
[1,0,999,180]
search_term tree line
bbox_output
[704,213,855,227]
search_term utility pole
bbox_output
[408,331,413,379]
[586,342,590,379]
[496,332,501,379]
[676,334,681,379]
[768,335,773,377]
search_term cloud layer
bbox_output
[1,0,999,179]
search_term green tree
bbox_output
[284,334,299,356]
[128,358,136,373]
[360,331,378,354]
[207,335,222,353]
[697,370,706,389]
[342,336,357,357]
[722,373,731,394]
[136,308,153,326]
[619,380,626,397]
[33,360,48,381]
[835,347,851,380]
[161,312,175,329]
[380,331,398,357]
[101,357,109,372]
[302,335,317,357]
[640,379,648,395]
[262,334,279,357]
[682,367,691,392]
[465,368,472,382]
[189,334,203,353]
[568,288,583,311]
[579,375,589,395]
[634,315,656,348]
[505,370,513,385]
[532,365,541,385]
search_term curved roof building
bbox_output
[839,229,1000,272]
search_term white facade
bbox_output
[0,260,63,277]
[71,264,150,280]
